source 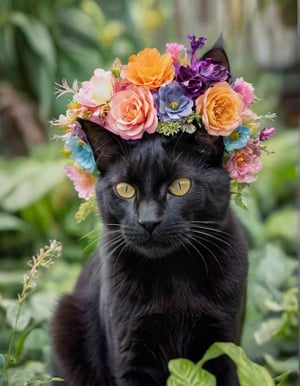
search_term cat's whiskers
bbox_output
[98,225,130,287]
[178,234,209,275]
[83,235,101,253]
[185,232,224,276]
[79,228,102,252]
[189,222,240,263]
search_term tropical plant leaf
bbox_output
[1,160,66,211]
[0,213,27,231]
[167,358,216,386]
[264,354,298,375]
[198,342,275,386]
[168,359,197,383]
[56,8,100,49]
[10,12,56,71]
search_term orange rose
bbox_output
[195,81,244,136]
[124,48,174,90]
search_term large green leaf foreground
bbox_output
[167,342,275,386]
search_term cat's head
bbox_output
[78,122,230,259]
[75,45,232,259]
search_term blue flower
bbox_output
[223,126,251,152]
[157,82,193,121]
[65,135,96,173]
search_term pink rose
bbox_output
[225,144,262,183]
[74,68,113,108]
[233,77,256,107]
[104,85,158,140]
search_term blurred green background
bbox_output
[0,0,298,384]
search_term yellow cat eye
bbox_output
[168,178,191,197]
[115,182,136,199]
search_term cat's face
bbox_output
[82,125,230,259]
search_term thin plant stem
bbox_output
[1,240,62,385]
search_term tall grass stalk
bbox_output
[1,240,62,386]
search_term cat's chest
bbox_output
[105,270,227,325]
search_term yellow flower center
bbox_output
[61,148,71,157]
[229,132,240,140]
[170,101,178,110]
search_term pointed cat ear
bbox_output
[201,35,230,71]
[176,127,224,166]
[194,130,225,166]
[77,118,121,173]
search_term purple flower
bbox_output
[157,82,193,121]
[196,58,230,83]
[175,58,230,99]
[187,35,207,65]
[175,66,206,98]
[259,126,276,141]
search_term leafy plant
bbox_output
[167,342,275,386]
[0,240,63,386]
[0,143,100,261]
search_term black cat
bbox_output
[51,47,248,386]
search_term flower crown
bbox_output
[52,34,275,219]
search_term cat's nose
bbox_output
[138,218,161,234]
[137,200,162,234]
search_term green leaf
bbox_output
[24,328,48,353]
[29,292,58,322]
[254,244,297,289]
[5,302,31,331]
[264,354,298,374]
[254,318,283,345]
[0,353,6,373]
[265,208,297,245]
[15,325,35,361]
[1,160,66,211]
[253,131,297,212]
[233,192,248,210]
[0,213,27,231]
[10,12,56,71]
[232,192,266,247]
[199,342,275,386]
[57,8,100,49]
[20,44,54,120]
[167,359,216,386]
[168,359,197,383]
[274,371,294,386]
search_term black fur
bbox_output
[50,47,248,386]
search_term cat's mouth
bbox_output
[125,234,177,259]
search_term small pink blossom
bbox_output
[225,144,262,183]
[259,126,276,141]
[105,84,158,140]
[233,77,256,108]
[165,42,186,62]
[74,69,113,108]
[65,166,95,199]
[240,107,258,124]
